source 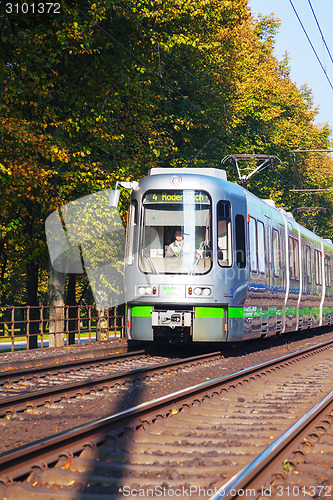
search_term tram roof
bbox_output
[149,168,227,181]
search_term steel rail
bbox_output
[0,349,145,381]
[0,339,333,483]
[0,350,224,416]
[209,390,333,499]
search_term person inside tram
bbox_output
[166,229,208,262]
[217,219,229,264]
[166,230,184,257]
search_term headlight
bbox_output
[138,286,156,295]
[192,287,212,296]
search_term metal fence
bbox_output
[0,305,126,352]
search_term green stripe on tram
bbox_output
[285,306,297,315]
[130,305,330,320]
[195,307,224,319]
[131,306,153,317]
[228,307,244,319]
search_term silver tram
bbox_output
[121,167,333,343]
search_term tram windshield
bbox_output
[139,190,212,275]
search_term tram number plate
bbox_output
[160,285,185,298]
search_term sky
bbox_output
[249,0,333,132]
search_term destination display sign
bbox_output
[144,191,210,204]
[160,284,185,298]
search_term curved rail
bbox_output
[209,391,333,499]
[0,338,333,485]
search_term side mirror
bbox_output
[108,180,138,208]
[108,190,120,208]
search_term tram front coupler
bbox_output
[152,310,192,328]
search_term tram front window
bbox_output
[139,190,212,275]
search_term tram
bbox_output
[116,167,333,343]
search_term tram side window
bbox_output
[325,255,331,287]
[294,238,300,280]
[315,249,322,285]
[306,245,312,284]
[272,228,281,277]
[257,220,266,274]
[235,214,246,269]
[289,236,294,279]
[249,216,257,272]
[288,236,299,280]
[217,201,232,267]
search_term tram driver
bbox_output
[166,230,184,258]
[166,229,208,261]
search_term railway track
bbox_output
[210,390,333,499]
[0,349,146,392]
[0,350,224,417]
[259,405,333,500]
[0,339,333,499]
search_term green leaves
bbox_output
[1,0,333,305]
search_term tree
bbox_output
[1,0,333,313]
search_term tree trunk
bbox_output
[26,260,39,349]
[48,262,66,347]
[97,308,109,342]
[66,274,77,345]
[0,242,7,306]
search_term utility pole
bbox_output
[290,149,333,193]
[292,207,327,234]
[289,149,333,234]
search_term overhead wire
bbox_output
[288,0,333,91]
[307,0,333,66]
[288,0,333,197]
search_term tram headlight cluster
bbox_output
[195,287,211,296]
[137,285,212,297]
[189,287,212,296]
[138,286,157,295]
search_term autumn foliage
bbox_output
[1,0,333,306]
